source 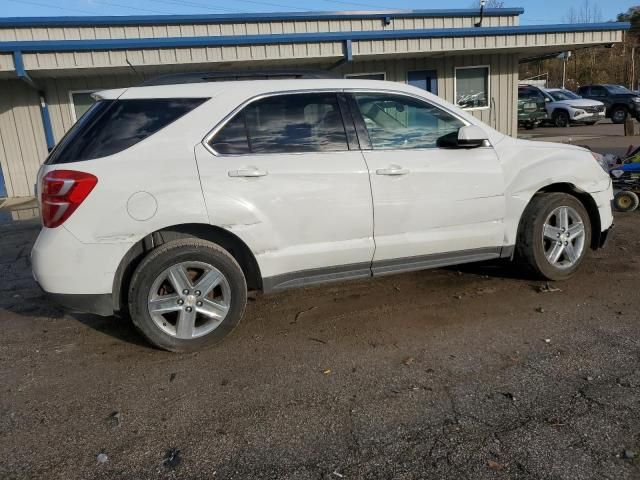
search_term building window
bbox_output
[455,66,489,110]
[345,72,386,80]
[69,90,97,122]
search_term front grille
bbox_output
[583,105,605,113]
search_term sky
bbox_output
[0,0,636,24]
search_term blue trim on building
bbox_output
[0,164,6,199]
[12,50,37,88]
[0,9,526,27]
[0,23,629,53]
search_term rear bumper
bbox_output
[31,225,132,295]
[44,291,114,316]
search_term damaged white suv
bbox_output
[32,72,613,352]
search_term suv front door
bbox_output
[347,91,506,272]
[195,91,375,290]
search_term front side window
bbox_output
[590,86,607,97]
[209,93,348,155]
[353,93,464,150]
[607,85,632,95]
[47,98,207,164]
[456,66,489,109]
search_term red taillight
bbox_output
[41,170,98,228]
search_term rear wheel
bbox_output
[516,193,591,281]
[613,190,640,212]
[553,110,570,128]
[128,239,247,352]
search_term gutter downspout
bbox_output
[329,39,353,71]
[13,50,56,152]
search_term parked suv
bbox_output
[543,88,605,127]
[577,84,640,124]
[32,73,614,352]
[517,85,548,129]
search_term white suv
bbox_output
[31,73,614,352]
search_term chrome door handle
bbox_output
[376,166,410,176]
[228,168,268,178]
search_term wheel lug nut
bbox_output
[177,299,184,305]
[196,301,203,307]
[182,289,189,295]
[195,290,201,296]
[185,307,193,312]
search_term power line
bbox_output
[5,0,97,15]
[153,0,245,14]
[317,0,393,10]
[91,0,179,15]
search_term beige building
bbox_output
[0,7,629,198]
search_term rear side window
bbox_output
[46,98,207,164]
[209,93,348,155]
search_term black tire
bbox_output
[524,122,536,130]
[611,106,628,124]
[515,193,592,281]
[128,238,247,352]
[613,190,640,212]
[553,110,570,128]
[584,121,597,126]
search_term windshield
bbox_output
[548,89,580,101]
[607,85,632,94]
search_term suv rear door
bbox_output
[347,91,505,272]
[195,91,375,289]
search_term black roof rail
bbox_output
[138,69,340,86]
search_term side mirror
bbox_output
[544,97,551,103]
[457,125,489,148]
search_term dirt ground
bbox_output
[1,206,639,479]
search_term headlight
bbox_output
[611,169,625,178]
[632,97,640,103]
[591,152,609,173]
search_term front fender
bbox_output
[494,137,611,246]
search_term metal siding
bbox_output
[0,80,47,197]
[0,15,523,42]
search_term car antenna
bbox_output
[474,0,486,28]
[126,58,144,81]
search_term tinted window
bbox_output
[606,85,632,94]
[354,94,464,150]
[590,86,607,97]
[210,93,348,154]
[47,98,207,164]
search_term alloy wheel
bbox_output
[542,206,586,269]
[147,261,231,339]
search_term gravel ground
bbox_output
[0,212,639,480]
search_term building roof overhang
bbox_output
[0,8,526,28]
[0,22,629,53]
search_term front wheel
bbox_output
[611,107,628,124]
[553,110,570,128]
[128,239,247,352]
[613,190,639,212]
[516,193,591,281]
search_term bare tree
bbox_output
[564,0,602,23]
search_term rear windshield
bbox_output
[46,97,208,164]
